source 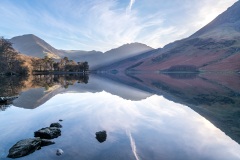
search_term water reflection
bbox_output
[0,73,240,159]
[161,72,198,79]
[0,76,27,97]
[99,72,240,145]
[0,74,89,109]
[0,74,88,97]
[0,104,11,111]
[1,92,240,160]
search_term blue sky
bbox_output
[0,0,237,51]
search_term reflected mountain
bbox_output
[163,72,199,79]
[6,74,151,109]
[13,74,89,109]
[96,72,240,145]
[1,72,240,146]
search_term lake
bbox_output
[0,73,240,160]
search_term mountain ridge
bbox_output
[100,1,240,72]
[9,34,153,69]
[10,34,61,59]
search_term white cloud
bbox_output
[194,0,237,28]
[126,0,136,13]
[0,0,238,51]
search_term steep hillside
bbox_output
[100,1,240,72]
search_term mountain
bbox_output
[96,73,240,144]
[100,1,240,72]
[191,0,240,39]
[10,34,153,69]
[9,34,61,59]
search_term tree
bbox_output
[83,62,89,72]
[53,62,60,71]
[0,37,28,75]
[31,56,89,73]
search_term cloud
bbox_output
[127,131,140,160]
[126,0,136,13]
[0,0,238,51]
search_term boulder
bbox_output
[50,122,62,128]
[7,138,41,158]
[56,149,64,156]
[40,139,55,147]
[34,127,61,139]
[95,131,107,143]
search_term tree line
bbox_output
[0,37,28,75]
[0,37,89,75]
[32,56,89,73]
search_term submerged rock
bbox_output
[56,149,64,156]
[95,131,107,143]
[34,127,61,139]
[50,122,62,128]
[7,138,41,158]
[7,138,55,158]
[40,139,55,147]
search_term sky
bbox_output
[0,0,238,52]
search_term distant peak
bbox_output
[116,42,153,49]
[10,34,43,42]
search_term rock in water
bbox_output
[56,149,64,156]
[34,127,61,139]
[59,119,63,122]
[7,138,41,158]
[40,139,55,147]
[95,131,107,143]
[50,122,62,128]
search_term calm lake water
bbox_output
[0,73,240,160]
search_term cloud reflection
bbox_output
[0,91,240,159]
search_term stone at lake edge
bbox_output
[7,138,55,158]
[95,131,107,143]
[7,138,41,158]
[34,127,61,139]
[50,122,62,128]
[40,139,55,147]
[56,149,64,156]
